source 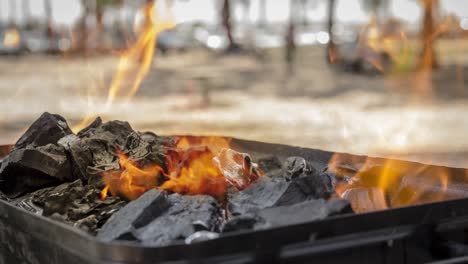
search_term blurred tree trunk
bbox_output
[285,0,297,74]
[418,0,439,70]
[95,1,104,33]
[22,0,31,28]
[300,0,308,26]
[222,0,237,50]
[326,0,337,63]
[258,0,266,28]
[78,0,90,52]
[44,0,54,38]
[9,0,16,27]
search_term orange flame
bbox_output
[72,1,175,132]
[106,0,174,106]
[100,137,261,201]
[328,153,459,213]
[3,28,21,48]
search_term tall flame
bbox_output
[72,0,175,132]
[106,0,174,106]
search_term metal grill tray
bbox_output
[1,137,468,264]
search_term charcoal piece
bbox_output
[97,189,170,241]
[0,144,72,197]
[76,117,102,137]
[228,161,333,215]
[283,156,316,180]
[228,177,289,215]
[274,169,333,206]
[30,179,126,234]
[257,155,282,172]
[224,199,352,233]
[0,190,9,201]
[99,190,223,246]
[14,112,72,150]
[222,215,264,233]
[254,199,352,229]
[67,121,168,182]
[123,132,166,167]
[135,193,223,246]
[57,134,80,149]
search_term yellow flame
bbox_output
[106,1,175,106]
[3,28,21,48]
[329,153,457,213]
[72,1,175,133]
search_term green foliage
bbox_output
[361,0,384,12]
[96,0,123,9]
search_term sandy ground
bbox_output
[0,46,467,167]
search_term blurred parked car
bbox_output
[157,23,200,54]
[0,28,27,55]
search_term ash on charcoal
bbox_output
[28,179,126,233]
[0,144,73,197]
[98,189,223,246]
[67,118,170,183]
[223,199,352,233]
[228,156,333,215]
[283,157,316,180]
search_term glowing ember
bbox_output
[328,153,458,213]
[100,137,262,201]
[3,28,21,48]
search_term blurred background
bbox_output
[0,0,467,167]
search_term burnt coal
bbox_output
[256,155,282,172]
[0,144,73,197]
[0,112,356,248]
[66,118,169,182]
[222,215,265,233]
[14,112,72,150]
[97,189,170,241]
[24,179,126,233]
[98,189,223,246]
[228,156,333,215]
[223,199,352,233]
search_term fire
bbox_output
[3,28,21,48]
[328,153,459,213]
[100,137,261,201]
[106,0,175,106]
[72,0,175,132]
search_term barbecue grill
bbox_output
[2,138,468,264]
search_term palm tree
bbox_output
[222,0,238,50]
[44,0,53,38]
[326,0,337,63]
[95,0,123,33]
[22,0,31,29]
[418,0,439,70]
[258,0,266,28]
[8,0,17,27]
